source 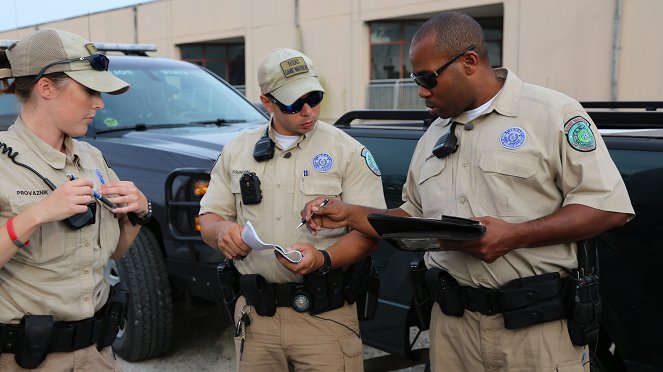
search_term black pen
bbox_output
[297,198,329,229]
[67,174,117,211]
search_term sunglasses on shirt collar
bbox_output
[266,91,324,114]
[34,54,110,82]
[410,45,476,89]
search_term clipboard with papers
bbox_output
[367,213,486,252]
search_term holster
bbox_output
[14,315,53,369]
[565,239,601,346]
[409,256,432,330]
[343,256,380,320]
[96,282,129,351]
[217,260,241,322]
[240,274,276,316]
[425,268,464,317]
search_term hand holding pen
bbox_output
[67,174,117,211]
[297,198,329,229]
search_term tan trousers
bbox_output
[234,296,363,372]
[430,304,589,372]
[429,305,590,372]
[0,345,120,372]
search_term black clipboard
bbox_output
[368,213,486,251]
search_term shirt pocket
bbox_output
[417,158,450,215]
[8,195,65,263]
[478,151,539,217]
[299,176,342,197]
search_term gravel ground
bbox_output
[117,302,427,372]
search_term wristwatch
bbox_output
[128,202,152,226]
[315,250,332,275]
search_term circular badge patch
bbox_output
[500,127,527,150]
[564,116,596,152]
[361,148,381,176]
[312,153,333,173]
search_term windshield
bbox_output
[95,57,266,132]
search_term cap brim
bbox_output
[65,70,130,95]
[270,76,325,105]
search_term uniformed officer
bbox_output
[301,12,634,372]
[199,48,386,371]
[0,29,150,370]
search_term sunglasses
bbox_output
[410,45,476,89]
[34,54,110,82]
[267,91,324,114]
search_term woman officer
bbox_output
[0,29,150,370]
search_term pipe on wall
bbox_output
[611,0,623,101]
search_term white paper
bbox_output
[241,221,303,263]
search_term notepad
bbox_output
[242,221,303,263]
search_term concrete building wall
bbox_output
[2,0,661,121]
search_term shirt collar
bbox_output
[267,118,319,150]
[452,67,522,124]
[12,116,80,170]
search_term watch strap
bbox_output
[316,250,332,275]
[128,202,152,226]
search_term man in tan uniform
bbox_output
[199,48,385,371]
[0,29,151,370]
[301,12,634,372]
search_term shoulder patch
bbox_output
[564,116,596,152]
[361,147,381,176]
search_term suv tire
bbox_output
[109,228,174,361]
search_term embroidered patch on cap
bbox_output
[361,148,381,176]
[500,127,527,150]
[312,153,333,173]
[280,57,309,78]
[85,43,99,55]
[564,116,596,152]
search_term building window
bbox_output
[369,18,502,81]
[180,44,245,86]
[370,22,423,80]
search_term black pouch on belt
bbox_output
[15,315,53,369]
[240,274,276,316]
[425,268,464,317]
[304,272,330,314]
[500,272,565,330]
[326,269,345,311]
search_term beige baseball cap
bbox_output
[6,29,129,95]
[257,48,324,105]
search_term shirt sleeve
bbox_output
[559,108,634,216]
[199,148,237,221]
[338,144,386,210]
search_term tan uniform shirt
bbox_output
[200,120,386,284]
[0,118,121,324]
[400,68,634,288]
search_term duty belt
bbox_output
[239,268,346,316]
[0,309,111,354]
[426,269,566,329]
[0,282,128,369]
